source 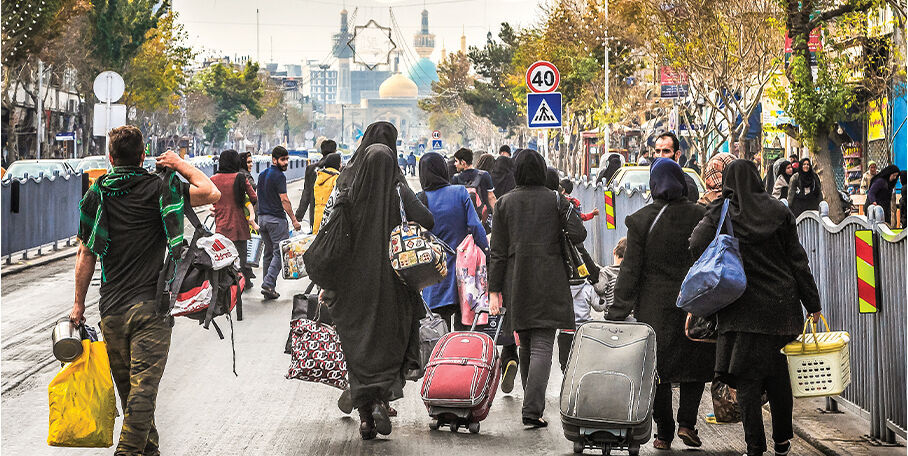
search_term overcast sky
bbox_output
[172,0,547,68]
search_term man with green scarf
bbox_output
[70,125,220,456]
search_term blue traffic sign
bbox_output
[431,139,443,150]
[527,92,562,129]
[417,143,426,154]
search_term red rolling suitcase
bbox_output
[420,309,505,434]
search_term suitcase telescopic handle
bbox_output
[470,308,507,343]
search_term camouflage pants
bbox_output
[100,300,172,456]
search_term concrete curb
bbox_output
[2,246,79,276]
[792,417,839,456]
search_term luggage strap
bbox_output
[426,358,493,370]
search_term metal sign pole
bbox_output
[106,73,112,156]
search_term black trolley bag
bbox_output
[559,320,657,455]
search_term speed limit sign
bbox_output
[525,61,560,93]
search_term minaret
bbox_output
[459,27,467,55]
[333,9,353,104]
[413,9,436,58]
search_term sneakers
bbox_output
[677,427,702,447]
[261,287,280,300]
[501,360,518,393]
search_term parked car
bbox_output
[75,155,111,185]
[607,165,706,194]
[4,159,75,180]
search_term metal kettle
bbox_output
[51,318,83,362]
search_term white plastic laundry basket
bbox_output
[782,316,851,398]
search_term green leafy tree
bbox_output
[196,62,265,147]
[125,10,195,114]
[464,24,522,132]
[776,0,886,220]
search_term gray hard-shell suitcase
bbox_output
[559,321,657,455]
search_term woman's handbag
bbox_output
[685,313,718,343]
[676,199,747,317]
[417,297,449,374]
[389,185,454,290]
[286,305,349,391]
[302,187,354,291]
[556,192,589,284]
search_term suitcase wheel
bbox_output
[450,423,459,433]
[627,444,639,456]
[468,422,480,434]
[428,418,440,431]
[573,441,584,454]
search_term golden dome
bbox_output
[379,73,419,99]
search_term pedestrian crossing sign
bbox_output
[527,92,562,129]
[432,139,443,150]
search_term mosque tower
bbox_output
[333,9,353,104]
[408,9,439,96]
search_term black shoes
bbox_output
[261,287,280,300]
[522,416,548,428]
[774,440,792,455]
[371,402,392,436]
[501,360,518,394]
[677,427,702,447]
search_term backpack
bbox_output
[464,172,491,223]
[156,205,244,374]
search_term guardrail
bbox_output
[572,177,906,443]
[1,155,311,260]
[1,171,84,257]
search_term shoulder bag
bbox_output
[556,191,589,285]
[389,184,454,290]
[285,303,349,390]
[302,186,354,291]
[676,199,747,317]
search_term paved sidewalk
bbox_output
[790,396,904,455]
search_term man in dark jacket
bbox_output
[297,140,336,231]
[654,132,699,202]
[407,152,417,176]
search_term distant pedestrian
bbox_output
[310,152,341,234]
[771,160,793,200]
[489,149,586,429]
[865,164,900,223]
[653,132,699,202]
[787,158,823,217]
[476,153,496,173]
[418,152,488,329]
[71,126,220,455]
[452,147,496,232]
[398,153,407,173]
[407,151,417,176]
[560,178,600,220]
[211,150,258,288]
[328,140,434,440]
[499,145,511,158]
[238,152,256,192]
[860,161,878,194]
[690,159,821,456]
[257,146,302,300]
[699,152,735,206]
[764,157,786,193]
[596,153,623,186]
[593,237,626,316]
[297,140,337,231]
[607,158,713,451]
[490,154,517,197]
[685,156,701,175]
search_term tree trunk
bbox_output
[810,134,845,222]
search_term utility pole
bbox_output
[36,59,43,159]
[256,9,260,62]
[603,0,609,157]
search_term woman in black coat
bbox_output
[864,164,900,223]
[690,160,821,456]
[787,158,823,217]
[606,158,714,451]
[326,124,434,440]
[489,149,586,428]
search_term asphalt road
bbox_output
[1,176,824,455]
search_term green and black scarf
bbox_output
[78,167,186,270]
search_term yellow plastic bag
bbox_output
[47,339,116,447]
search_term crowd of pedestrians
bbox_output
[67,120,903,455]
